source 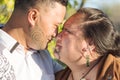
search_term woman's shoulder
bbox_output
[98,54,120,80]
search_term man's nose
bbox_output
[52,29,58,38]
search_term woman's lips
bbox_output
[54,44,62,54]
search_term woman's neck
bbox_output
[69,58,101,80]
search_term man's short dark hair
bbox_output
[14,0,68,11]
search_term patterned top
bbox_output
[0,53,16,80]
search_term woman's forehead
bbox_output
[64,23,78,29]
[64,13,84,28]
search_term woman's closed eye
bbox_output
[64,28,73,34]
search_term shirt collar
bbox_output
[0,29,19,53]
[0,29,39,54]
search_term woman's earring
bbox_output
[86,55,90,67]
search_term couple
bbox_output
[54,8,120,80]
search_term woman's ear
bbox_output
[27,9,38,26]
[81,40,88,53]
[81,40,95,53]
[88,40,95,52]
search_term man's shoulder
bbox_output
[37,50,51,57]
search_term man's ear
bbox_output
[28,9,38,26]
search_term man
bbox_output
[0,0,68,80]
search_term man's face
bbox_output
[29,3,66,50]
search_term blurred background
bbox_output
[0,0,120,60]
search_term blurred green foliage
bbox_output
[0,0,14,24]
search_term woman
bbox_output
[54,7,120,80]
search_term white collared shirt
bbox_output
[0,29,63,80]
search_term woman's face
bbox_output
[54,14,89,65]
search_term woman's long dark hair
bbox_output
[77,8,120,56]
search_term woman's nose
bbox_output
[56,32,62,41]
[58,31,63,37]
